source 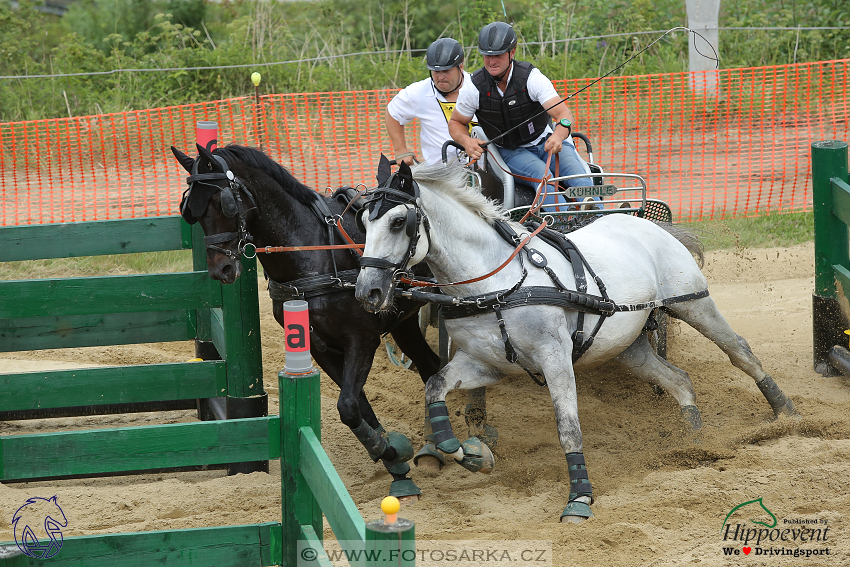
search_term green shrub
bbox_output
[0,0,847,121]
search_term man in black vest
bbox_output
[448,21,596,209]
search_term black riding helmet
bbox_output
[426,38,464,71]
[478,22,517,56]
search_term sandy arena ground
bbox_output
[1,240,849,566]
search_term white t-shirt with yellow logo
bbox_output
[387,71,474,165]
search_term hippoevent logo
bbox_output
[12,496,68,559]
[720,497,831,558]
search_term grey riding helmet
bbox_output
[478,22,517,55]
[426,38,464,71]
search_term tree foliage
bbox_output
[0,0,847,121]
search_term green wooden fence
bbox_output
[0,370,412,566]
[0,216,266,475]
[0,217,414,565]
[811,140,850,376]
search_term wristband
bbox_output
[395,151,415,161]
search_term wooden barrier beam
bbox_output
[0,416,279,481]
[0,217,188,263]
[0,360,226,413]
[300,525,336,567]
[0,523,280,567]
[300,426,367,543]
[0,272,221,319]
[0,310,192,352]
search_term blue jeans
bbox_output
[497,135,598,210]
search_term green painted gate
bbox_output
[0,217,413,565]
[811,140,850,375]
[0,216,266,475]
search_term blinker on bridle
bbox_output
[358,166,431,281]
[181,153,257,259]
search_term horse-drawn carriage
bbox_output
[174,134,795,523]
[460,126,673,224]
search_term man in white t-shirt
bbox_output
[386,38,472,165]
[448,22,596,209]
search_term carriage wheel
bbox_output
[384,306,431,369]
[385,338,414,369]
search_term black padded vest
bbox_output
[472,60,551,149]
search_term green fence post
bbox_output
[812,140,849,374]
[188,219,228,425]
[222,254,264,398]
[190,221,215,345]
[365,498,415,567]
[280,369,323,567]
[223,253,268,474]
[189,216,268,473]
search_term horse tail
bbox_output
[659,223,705,268]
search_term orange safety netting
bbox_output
[1,59,848,227]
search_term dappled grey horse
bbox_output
[354,161,796,523]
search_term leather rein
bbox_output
[191,154,561,298]
[358,175,549,291]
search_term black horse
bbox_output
[171,142,484,497]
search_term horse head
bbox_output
[171,143,257,284]
[355,161,431,312]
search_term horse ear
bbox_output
[396,161,415,197]
[376,154,391,186]
[196,142,217,169]
[171,146,195,173]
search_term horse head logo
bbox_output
[721,496,777,535]
[12,496,68,559]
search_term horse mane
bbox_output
[411,161,503,224]
[214,144,319,208]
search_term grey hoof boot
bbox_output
[757,375,797,418]
[563,452,594,522]
[560,501,594,523]
[456,437,495,474]
[681,405,703,430]
[413,443,446,469]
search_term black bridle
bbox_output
[358,172,431,283]
[180,153,257,258]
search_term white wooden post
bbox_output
[686,0,721,96]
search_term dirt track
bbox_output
[1,241,849,566]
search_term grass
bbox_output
[0,211,814,279]
[682,210,814,252]
[0,250,193,280]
